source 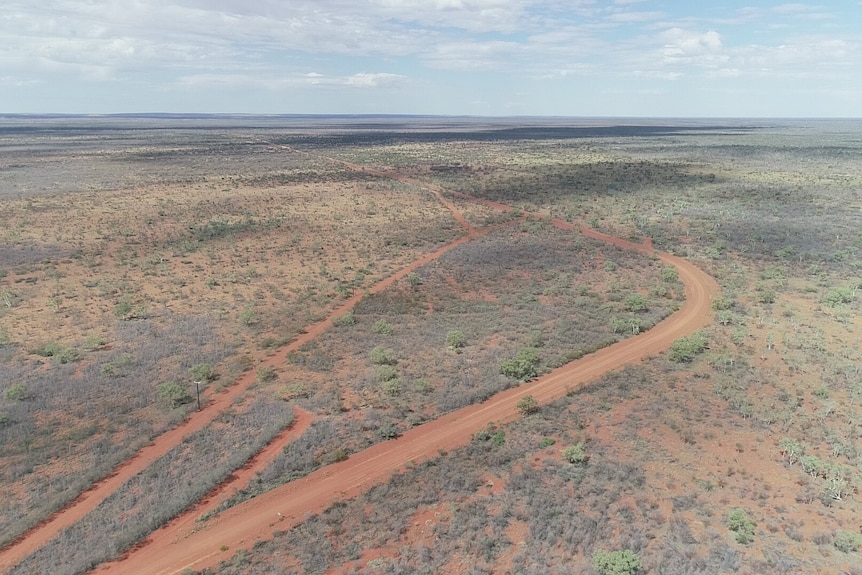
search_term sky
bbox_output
[1,1,860,117]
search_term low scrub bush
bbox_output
[669,332,708,363]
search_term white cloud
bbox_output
[2,1,861,115]
[607,11,664,23]
[175,71,406,91]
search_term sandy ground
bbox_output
[2,158,718,575]
[99,225,717,574]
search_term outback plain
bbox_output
[1,116,861,575]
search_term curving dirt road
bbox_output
[100,215,718,573]
[3,154,719,575]
[0,202,480,573]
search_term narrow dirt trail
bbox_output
[146,407,314,547]
[0,192,478,572]
[101,236,717,575]
[99,162,720,575]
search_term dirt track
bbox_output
[98,217,718,572]
[2,160,719,575]
[0,210,481,573]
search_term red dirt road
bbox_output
[101,232,719,575]
[0,216,479,574]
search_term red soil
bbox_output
[99,228,718,575]
[2,156,719,575]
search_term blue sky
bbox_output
[1,1,859,116]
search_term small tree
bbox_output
[500,348,540,380]
[370,346,396,365]
[189,363,216,382]
[332,310,356,327]
[372,319,394,335]
[381,378,402,396]
[378,422,400,439]
[256,365,278,383]
[623,294,649,312]
[516,395,539,416]
[563,443,588,464]
[3,384,29,401]
[834,530,862,553]
[446,330,466,350]
[727,508,756,544]
[661,266,679,282]
[593,549,641,575]
[669,332,708,363]
[238,303,258,326]
[158,381,191,408]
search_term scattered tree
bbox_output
[593,549,641,575]
[669,332,708,363]
[158,381,192,408]
[372,319,394,335]
[727,508,756,544]
[623,294,649,312]
[500,347,540,380]
[378,422,400,439]
[661,266,679,282]
[3,383,29,401]
[562,443,588,464]
[446,330,466,350]
[516,395,539,416]
[371,346,397,365]
[834,530,862,553]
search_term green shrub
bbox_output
[727,508,756,544]
[238,303,258,326]
[370,346,396,365]
[83,334,106,351]
[158,381,191,408]
[372,319,394,335]
[189,363,216,382]
[824,287,855,307]
[413,378,432,394]
[593,549,641,575]
[563,443,588,464]
[381,378,402,396]
[711,296,734,311]
[539,437,556,448]
[377,365,398,382]
[756,288,776,304]
[669,332,708,363]
[491,429,506,446]
[332,310,356,327]
[114,296,146,320]
[623,294,649,312]
[4,384,29,401]
[33,341,63,357]
[57,347,79,364]
[378,422,400,439]
[516,395,539,416]
[834,530,862,553]
[661,266,679,282]
[0,412,8,426]
[500,347,540,380]
[256,365,278,383]
[446,330,466,349]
